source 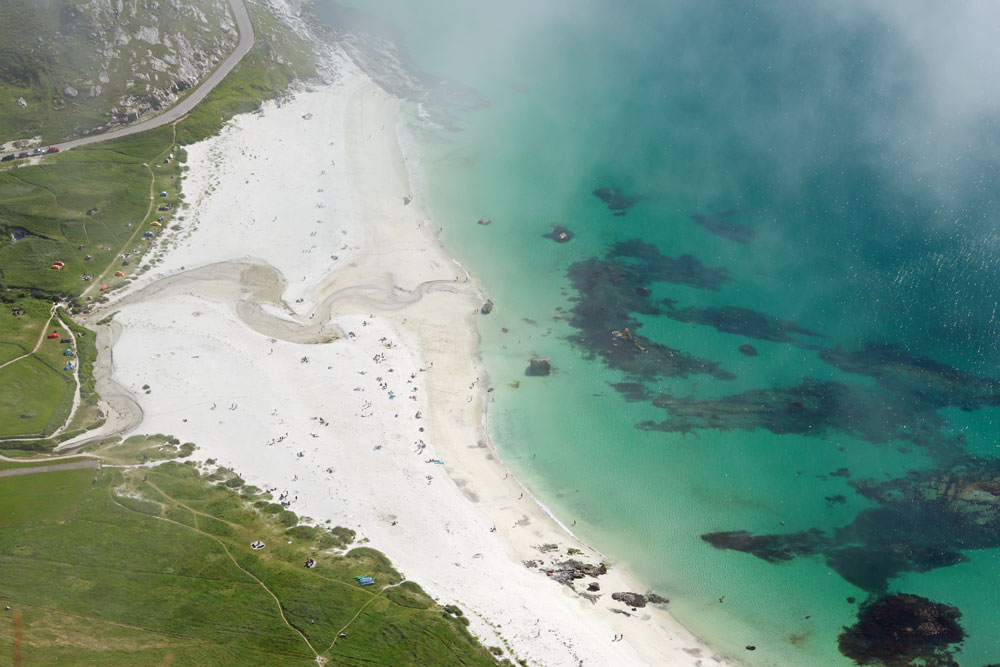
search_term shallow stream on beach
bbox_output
[323,1,1000,664]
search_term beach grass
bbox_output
[0,460,496,665]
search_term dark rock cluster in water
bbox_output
[738,343,759,356]
[690,210,758,244]
[593,186,637,216]
[542,225,574,243]
[565,240,735,382]
[838,594,964,667]
[665,304,823,344]
[703,456,1000,592]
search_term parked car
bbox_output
[1,154,13,162]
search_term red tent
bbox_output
[47,333,60,339]
[100,285,109,291]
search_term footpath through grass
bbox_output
[0,459,498,666]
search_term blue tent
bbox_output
[63,363,74,371]
[63,348,74,356]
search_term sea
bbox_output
[319,1,1000,664]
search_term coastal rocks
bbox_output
[838,594,965,667]
[479,300,493,315]
[738,343,758,356]
[542,225,574,243]
[477,217,491,225]
[547,559,607,589]
[527,357,551,376]
[611,592,648,608]
[593,186,637,216]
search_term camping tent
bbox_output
[115,271,125,277]
[100,285,109,291]
[47,333,60,339]
[63,349,73,356]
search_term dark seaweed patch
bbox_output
[820,343,1000,411]
[640,379,958,454]
[593,186,637,215]
[565,241,735,383]
[702,456,1000,591]
[665,304,823,343]
[838,594,964,667]
[738,343,759,357]
[701,529,826,562]
[691,210,758,244]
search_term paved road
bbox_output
[0,459,99,479]
[56,0,255,151]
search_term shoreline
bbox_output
[71,51,731,666]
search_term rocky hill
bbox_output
[0,0,240,144]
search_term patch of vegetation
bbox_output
[85,434,192,466]
[0,462,496,665]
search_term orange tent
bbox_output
[115,271,125,276]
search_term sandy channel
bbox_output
[67,53,731,666]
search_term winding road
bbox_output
[57,0,255,151]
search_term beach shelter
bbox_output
[115,271,125,277]
[100,285,109,291]
[47,332,60,339]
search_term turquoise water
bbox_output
[322,2,1000,664]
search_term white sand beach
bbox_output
[74,52,730,666]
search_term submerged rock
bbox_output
[543,225,574,243]
[527,357,551,376]
[838,593,964,667]
[480,300,493,315]
[477,217,491,225]
[738,343,759,356]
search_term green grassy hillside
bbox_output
[0,459,498,666]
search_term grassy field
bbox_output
[0,460,497,666]
[0,355,72,438]
[0,467,95,526]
